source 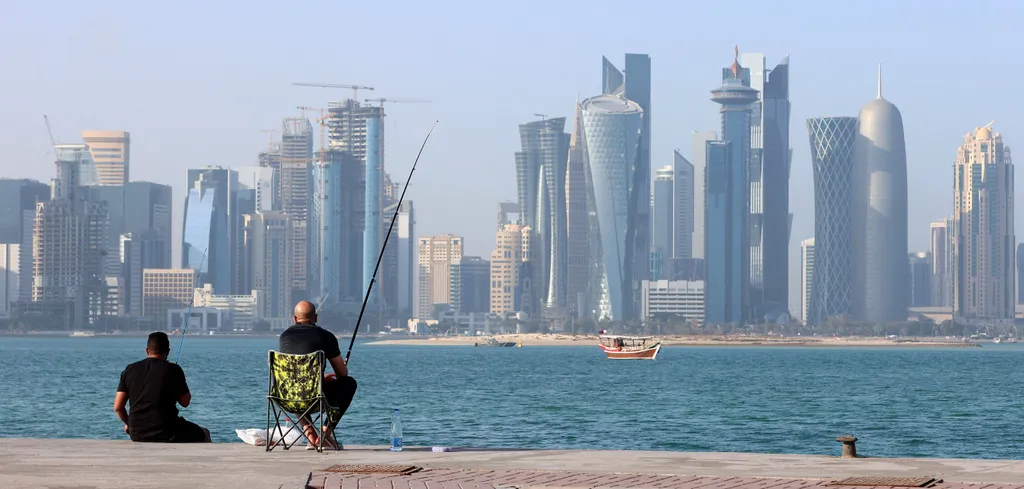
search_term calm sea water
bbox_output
[2,336,1023,459]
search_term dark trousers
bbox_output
[323,376,357,427]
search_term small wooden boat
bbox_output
[475,337,516,348]
[599,335,661,360]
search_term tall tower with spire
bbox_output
[705,46,759,325]
[850,65,909,324]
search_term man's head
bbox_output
[146,332,170,359]
[293,301,317,325]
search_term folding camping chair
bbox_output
[265,350,341,452]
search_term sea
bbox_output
[2,336,1024,459]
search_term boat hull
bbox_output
[600,343,661,360]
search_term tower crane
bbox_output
[362,97,431,327]
[258,129,276,152]
[293,82,375,102]
[534,113,547,120]
[43,115,57,147]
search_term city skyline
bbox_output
[7,2,1024,318]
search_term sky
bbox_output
[3,0,1023,316]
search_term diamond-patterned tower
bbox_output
[807,117,856,325]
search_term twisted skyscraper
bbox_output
[807,117,857,325]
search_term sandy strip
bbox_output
[366,334,979,348]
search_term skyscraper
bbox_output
[363,114,383,306]
[81,130,130,186]
[800,238,815,324]
[930,219,951,307]
[243,211,290,318]
[672,150,694,261]
[952,123,1015,324]
[396,200,415,316]
[0,179,49,303]
[565,102,590,317]
[807,116,857,325]
[490,223,531,316]
[1018,243,1024,305]
[515,117,569,312]
[33,145,110,328]
[851,67,908,324]
[450,256,490,314]
[604,53,651,319]
[580,94,643,321]
[737,53,791,312]
[416,235,463,320]
[182,168,238,293]
[691,130,717,258]
[280,118,313,302]
[909,252,932,307]
[652,165,673,277]
[705,48,758,325]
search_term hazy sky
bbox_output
[4,0,1022,315]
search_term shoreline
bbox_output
[367,334,983,348]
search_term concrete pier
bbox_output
[2,439,1024,489]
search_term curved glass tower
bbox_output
[807,117,856,325]
[580,94,643,321]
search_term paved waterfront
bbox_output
[2,439,1024,489]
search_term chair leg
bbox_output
[265,399,272,452]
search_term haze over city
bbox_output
[3,0,1024,316]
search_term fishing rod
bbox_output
[174,249,207,364]
[345,121,438,362]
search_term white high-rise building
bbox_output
[0,244,19,318]
[489,224,531,316]
[81,130,130,186]
[952,124,1015,325]
[416,235,463,320]
[800,238,815,324]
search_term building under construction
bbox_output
[29,145,112,329]
[280,118,313,302]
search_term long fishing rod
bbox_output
[174,249,207,364]
[346,121,438,362]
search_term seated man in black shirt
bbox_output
[279,300,357,449]
[114,332,210,443]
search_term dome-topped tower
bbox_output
[850,64,909,324]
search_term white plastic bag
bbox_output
[236,428,302,446]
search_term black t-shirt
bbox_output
[279,324,341,361]
[117,357,190,442]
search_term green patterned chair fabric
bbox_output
[266,350,341,451]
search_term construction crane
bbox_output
[43,115,57,147]
[293,82,375,102]
[258,129,276,152]
[363,97,431,329]
[534,113,547,120]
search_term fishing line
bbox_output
[174,249,207,364]
[346,121,438,362]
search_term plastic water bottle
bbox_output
[389,408,403,452]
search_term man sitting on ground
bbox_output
[114,332,210,442]
[279,300,358,449]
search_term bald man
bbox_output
[278,300,357,449]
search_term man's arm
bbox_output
[328,355,349,378]
[174,365,192,407]
[114,391,129,429]
[115,371,129,433]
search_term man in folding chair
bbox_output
[276,300,357,450]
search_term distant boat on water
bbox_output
[475,337,516,348]
[599,335,661,360]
